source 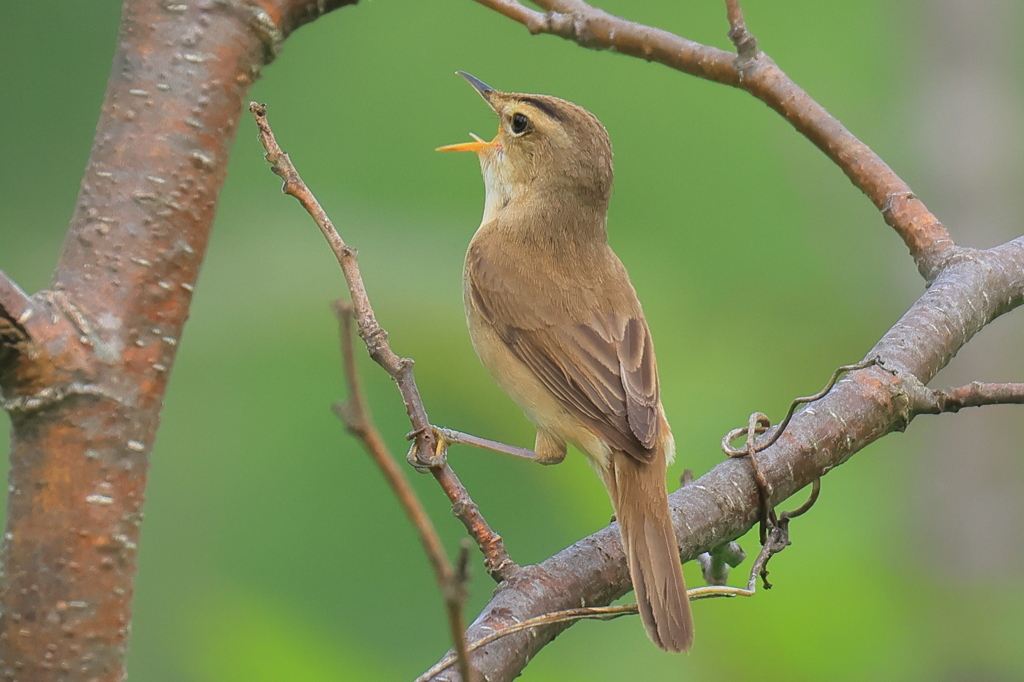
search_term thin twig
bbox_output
[248,102,438,462]
[914,381,1024,413]
[724,0,758,60]
[332,302,475,682]
[472,0,547,30]
[252,103,489,681]
[471,0,954,279]
[249,102,518,582]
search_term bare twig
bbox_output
[249,101,437,465]
[725,0,757,60]
[0,271,34,364]
[333,303,449,581]
[248,102,518,582]
[471,0,954,279]
[333,302,475,682]
[472,0,548,30]
[913,381,1024,414]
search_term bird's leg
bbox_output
[435,426,541,460]
[414,426,567,465]
[406,425,533,469]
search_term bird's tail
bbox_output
[603,450,693,652]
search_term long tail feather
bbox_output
[604,451,693,652]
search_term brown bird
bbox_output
[437,72,693,652]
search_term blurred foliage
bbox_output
[2,1,1022,681]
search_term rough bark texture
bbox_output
[407,4,1024,679]
[0,1,354,679]
[420,246,1024,681]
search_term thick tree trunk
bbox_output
[0,1,353,679]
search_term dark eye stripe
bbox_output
[518,96,566,123]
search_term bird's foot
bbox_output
[405,425,451,471]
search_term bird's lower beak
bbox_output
[436,132,497,154]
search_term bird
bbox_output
[437,72,693,652]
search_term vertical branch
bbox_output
[0,2,354,680]
[724,0,758,59]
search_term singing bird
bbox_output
[438,73,693,652]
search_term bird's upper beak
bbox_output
[436,71,500,154]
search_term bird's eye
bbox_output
[511,113,530,135]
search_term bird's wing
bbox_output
[468,266,660,463]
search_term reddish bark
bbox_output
[0,1,354,679]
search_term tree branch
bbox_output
[248,103,517,582]
[406,2,1024,678]
[333,302,476,682]
[473,0,954,279]
[0,1,353,679]
[724,0,757,59]
[0,270,34,369]
[420,237,1024,681]
[0,269,34,339]
[910,381,1024,414]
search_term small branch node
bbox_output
[725,0,759,63]
[239,2,286,58]
[909,379,1024,415]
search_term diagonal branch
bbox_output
[472,0,953,279]
[248,103,517,582]
[420,237,1024,682]
[0,270,34,365]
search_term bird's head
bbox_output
[438,72,613,221]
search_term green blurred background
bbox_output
[3,1,1023,680]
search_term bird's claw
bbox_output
[405,425,451,471]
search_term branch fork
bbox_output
[244,2,1024,681]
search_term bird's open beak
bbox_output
[436,131,497,153]
[436,72,500,153]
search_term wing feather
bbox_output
[469,262,661,462]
